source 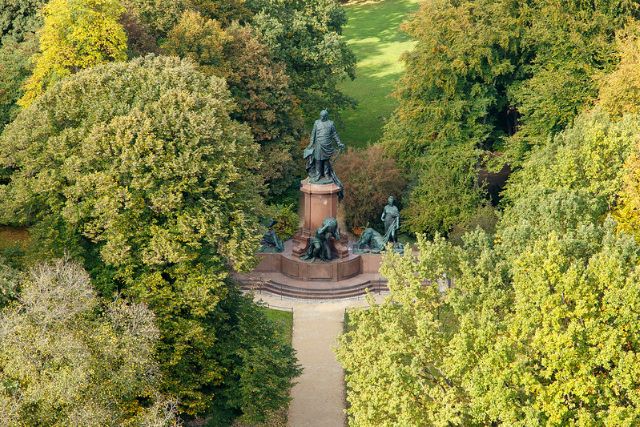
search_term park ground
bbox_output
[339,0,421,148]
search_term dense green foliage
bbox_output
[383,0,637,236]
[0,259,179,426]
[163,14,303,197]
[0,56,299,420]
[598,22,640,117]
[250,0,356,117]
[265,203,299,241]
[1,56,263,272]
[0,0,45,44]
[338,80,640,424]
[340,222,640,426]
[0,34,36,128]
[126,0,356,118]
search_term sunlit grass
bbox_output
[261,306,294,344]
[339,0,421,148]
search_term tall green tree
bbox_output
[250,0,356,116]
[0,56,299,418]
[505,0,630,156]
[383,0,635,236]
[339,104,640,425]
[339,215,640,426]
[382,0,522,236]
[163,12,303,198]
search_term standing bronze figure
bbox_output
[304,110,345,183]
[381,196,400,243]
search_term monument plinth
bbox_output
[292,179,349,258]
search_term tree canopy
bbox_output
[163,14,303,198]
[0,56,299,419]
[383,0,636,236]
[19,0,128,106]
[0,259,179,426]
[339,82,640,423]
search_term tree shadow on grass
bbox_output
[339,0,421,146]
[344,0,420,47]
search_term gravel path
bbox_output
[251,292,385,427]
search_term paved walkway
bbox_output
[251,292,386,427]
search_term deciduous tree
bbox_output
[164,13,303,198]
[0,56,299,418]
[0,259,179,426]
[250,0,356,116]
[19,0,128,106]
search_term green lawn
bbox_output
[339,0,421,148]
[262,306,294,344]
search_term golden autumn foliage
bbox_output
[599,23,640,117]
[614,143,640,238]
[19,0,127,106]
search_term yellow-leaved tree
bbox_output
[598,23,640,239]
[614,144,640,238]
[599,23,640,117]
[19,0,127,106]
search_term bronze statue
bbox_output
[300,217,340,261]
[354,227,404,255]
[381,195,400,243]
[259,219,284,253]
[304,110,345,198]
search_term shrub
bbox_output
[448,205,499,245]
[266,204,299,241]
[334,145,406,233]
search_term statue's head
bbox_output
[388,195,395,205]
[320,109,329,121]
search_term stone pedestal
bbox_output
[292,179,349,258]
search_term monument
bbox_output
[292,110,348,258]
[381,195,400,243]
[300,217,340,261]
[259,219,284,253]
[236,110,393,298]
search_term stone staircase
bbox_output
[237,272,389,299]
